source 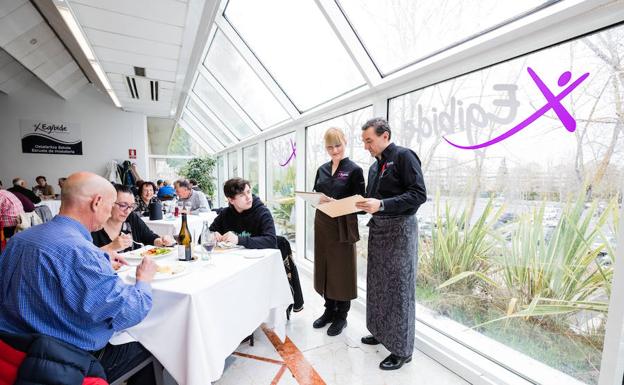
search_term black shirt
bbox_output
[8,185,41,204]
[91,212,159,252]
[209,195,277,249]
[366,143,427,216]
[313,157,365,200]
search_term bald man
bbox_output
[0,172,158,385]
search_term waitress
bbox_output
[312,127,365,336]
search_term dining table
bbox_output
[110,247,292,385]
[37,199,62,216]
[140,211,217,240]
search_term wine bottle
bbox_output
[177,213,192,261]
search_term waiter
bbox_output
[312,127,365,336]
[355,117,427,370]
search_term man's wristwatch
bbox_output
[379,199,385,211]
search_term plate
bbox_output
[216,241,244,250]
[129,263,189,281]
[120,246,175,261]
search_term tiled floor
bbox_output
[211,271,471,385]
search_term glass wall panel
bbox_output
[204,30,289,129]
[388,24,623,384]
[217,155,226,207]
[243,144,259,194]
[338,0,549,75]
[185,99,235,147]
[227,151,239,179]
[305,106,375,289]
[193,74,255,139]
[266,132,296,243]
[149,157,190,184]
[225,0,365,110]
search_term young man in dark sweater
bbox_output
[209,178,277,249]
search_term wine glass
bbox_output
[201,230,216,262]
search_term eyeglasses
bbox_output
[115,202,137,211]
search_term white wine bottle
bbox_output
[177,213,192,261]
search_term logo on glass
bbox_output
[444,67,590,149]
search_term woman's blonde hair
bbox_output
[324,127,346,147]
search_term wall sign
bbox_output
[20,119,83,155]
[129,149,136,159]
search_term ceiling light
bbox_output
[57,7,95,61]
[53,0,121,109]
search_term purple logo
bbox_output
[444,67,589,149]
[279,139,296,167]
[336,171,349,179]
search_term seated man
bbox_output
[8,178,41,204]
[156,180,175,200]
[0,172,158,385]
[33,175,55,199]
[175,179,209,214]
[210,178,277,249]
[0,187,24,239]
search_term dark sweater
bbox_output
[91,212,159,252]
[8,185,41,204]
[9,191,35,213]
[209,195,277,249]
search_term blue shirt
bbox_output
[0,216,152,351]
[157,185,175,199]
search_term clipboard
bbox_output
[317,194,366,218]
[295,191,324,206]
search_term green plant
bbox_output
[419,194,502,291]
[481,194,616,326]
[178,156,217,199]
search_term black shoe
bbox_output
[379,354,412,370]
[361,335,380,345]
[327,319,347,336]
[312,310,334,329]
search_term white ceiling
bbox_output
[0,0,88,98]
[66,0,216,117]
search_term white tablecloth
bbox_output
[141,212,216,240]
[112,248,291,385]
[37,199,61,216]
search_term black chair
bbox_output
[276,236,304,319]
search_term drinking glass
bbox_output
[201,230,216,262]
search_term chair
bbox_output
[276,236,304,319]
[1,224,5,252]
[0,332,107,385]
[109,356,164,385]
[33,205,53,223]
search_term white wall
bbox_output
[0,78,148,190]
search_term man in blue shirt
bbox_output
[0,172,158,385]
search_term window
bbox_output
[217,155,226,207]
[203,30,289,129]
[186,98,235,147]
[227,151,239,179]
[193,74,255,140]
[305,106,374,288]
[225,0,365,110]
[388,24,623,384]
[243,144,259,194]
[266,132,296,242]
[338,0,550,75]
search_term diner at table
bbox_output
[0,172,158,385]
[92,184,175,254]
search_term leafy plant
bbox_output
[419,194,503,291]
[481,194,616,326]
[178,156,217,199]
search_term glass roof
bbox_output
[337,0,550,75]
[203,30,290,129]
[224,0,366,111]
[185,98,236,147]
[178,0,557,152]
[192,74,256,140]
